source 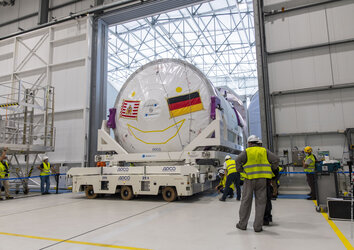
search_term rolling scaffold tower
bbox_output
[0,80,55,194]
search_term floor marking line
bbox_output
[313,201,353,249]
[0,232,151,250]
[39,202,168,249]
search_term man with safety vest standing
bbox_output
[303,146,316,200]
[220,155,241,201]
[0,147,13,200]
[235,135,279,232]
[37,156,52,195]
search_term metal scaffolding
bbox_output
[107,0,257,98]
[0,80,55,193]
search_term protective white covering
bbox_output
[114,59,240,153]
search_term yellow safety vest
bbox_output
[240,172,247,180]
[243,147,273,179]
[220,175,235,191]
[225,159,237,175]
[40,162,51,176]
[304,154,315,173]
[0,161,9,178]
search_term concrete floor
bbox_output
[0,191,353,250]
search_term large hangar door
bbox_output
[89,0,223,164]
[255,0,354,160]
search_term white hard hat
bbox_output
[43,156,49,161]
[257,138,263,144]
[218,169,225,175]
[225,155,231,160]
[247,135,259,143]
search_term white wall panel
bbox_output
[268,47,332,92]
[273,89,354,135]
[265,6,328,52]
[0,0,94,38]
[331,43,354,85]
[327,1,354,42]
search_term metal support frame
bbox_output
[106,0,258,98]
[253,0,273,149]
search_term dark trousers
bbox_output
[220,187,234,197]
[306,173,316,198]
[222,172,241,200]
[264,179,273,223]
[40,175,50,194]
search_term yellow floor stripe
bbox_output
[0,232,151,250]
[313,201,353,249]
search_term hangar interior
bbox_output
[0,0,354,249]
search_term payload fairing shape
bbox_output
[113,59,243,153]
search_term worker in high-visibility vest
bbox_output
[303,146,316,200]
[215,169,235,198]
[0,147,13,200]
[220,155,241,201]
[235,135,280,232]
[37,156,52,195]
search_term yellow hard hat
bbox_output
[304,146,312,153]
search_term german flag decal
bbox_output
[167,91,203,118]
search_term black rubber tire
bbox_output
[85,186,98,199]
[121,186,133,200]
[162,186,177,202]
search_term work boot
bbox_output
[263,220,270,226]
[254,228,263,232]
[219,198,226,201]
[236,223,246,230]
[6,196,13,199]
[236,196,241,201]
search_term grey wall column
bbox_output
[38,0,49,24]
[88,18,108,167]
[253,0,273,150]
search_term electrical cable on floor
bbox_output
[39,202,170,250]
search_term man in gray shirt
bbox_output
[236,135,279,232]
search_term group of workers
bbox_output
[216,135,318,232]
[0,147,54,199]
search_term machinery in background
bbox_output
[0,80,55,194]
[314,161,341,212]
[67,59,244,201]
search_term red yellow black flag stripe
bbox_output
[167,91,203,118]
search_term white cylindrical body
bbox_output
[114,59,241,153]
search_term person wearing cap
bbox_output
[220,155,241,201]
[235,135,279,232]
[37,156,52,195]
[0,147,13,200]
[303,146,316,200]
[215,169,235,198]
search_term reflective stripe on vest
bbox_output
[243,147,272,179]
[40,162,51,176]
[304,154,315,173]
[226,159,237,175]
[0,161,9,178]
